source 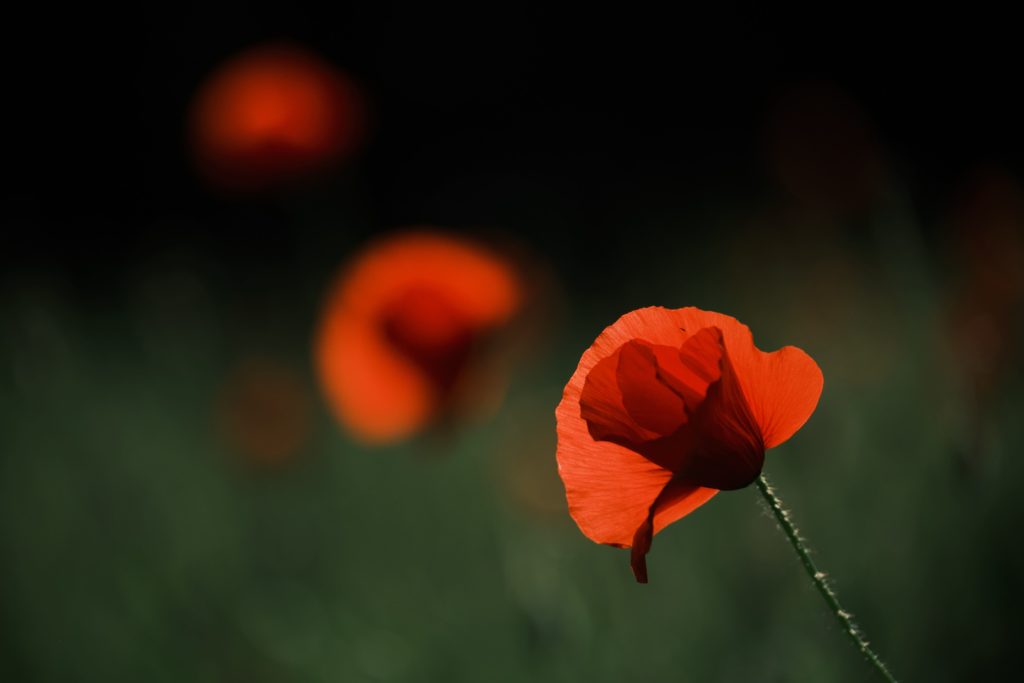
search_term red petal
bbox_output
[580,328,726,468]
[630,514,654,583]
[654,327,726,407]
[579,323,763,490]
[579,343,665,446]
[556,308,721,548]
[616,340,691,436]
[634,479,719,583]
[555,425,673,548]
[652,480,718,534]
[668,308,824,449]
[677,346,766,489]
[732,346,824,449]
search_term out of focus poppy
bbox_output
[190,44,363,190]
[216,357,313,466]
[315,230,522,444]
[556,307,822,582]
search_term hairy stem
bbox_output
[755,474,898,683]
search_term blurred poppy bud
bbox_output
[315,230,523,444]
[190,44,363,191]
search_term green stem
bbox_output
[755,474,898,683]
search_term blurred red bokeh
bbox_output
[190,44,363,191]
[315,230,523,444]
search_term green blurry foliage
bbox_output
[2,200,1022,682]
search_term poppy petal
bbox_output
[342,232,520,327]
[316,311,433,443]
[617,327,726,433]
[616,340,691,435]
[630,513,654,583]
[557,308,720,547]
[579,346,665,446]
[580,328,726,448]
[631,477,719,583]
[651,480,718,534]
[665,307,824,449]
[729,345,824,449]
[556,422,674,547]
[653,327,726,408]
[678,348,766,489]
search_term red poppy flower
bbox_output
[190,44,363,190]
[315,231,522,444]
[556,307,823,582]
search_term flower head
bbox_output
[555,307,823,582]
[190,44,363,190]
[316,230,521,444]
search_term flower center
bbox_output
[379,286,475,395]
[579,328,765,491]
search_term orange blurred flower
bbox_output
[190,44,363,190]
[556,307,822,582]
[315,230,522,444]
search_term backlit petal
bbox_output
[616,341,690,435]
[665,307,824,449]
[579,346,665,446]
[677,348,765,489]
[651,480,719,534]
[557,308,721,547]
[730,345,824,449]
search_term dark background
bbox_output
[8,7,1023,285]
[3,5,1022,681]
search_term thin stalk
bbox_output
[755,474,898,683]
